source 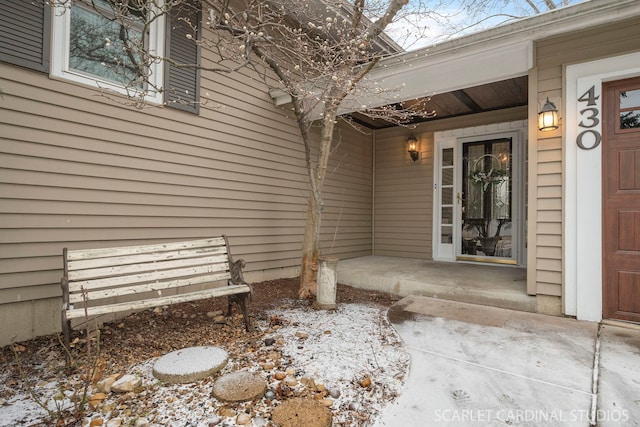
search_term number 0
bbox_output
[576,129,601,150]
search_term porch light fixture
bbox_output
[407,134,419,161]
[538,97,559,131]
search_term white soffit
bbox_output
[342,40,532,114]
[337,0,640,114]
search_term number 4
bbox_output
[578,86,599,106]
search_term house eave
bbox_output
[339,0,640,115]
[380,0,640,72]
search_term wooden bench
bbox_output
[61,235,252,351]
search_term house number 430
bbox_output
[576,85,602,150]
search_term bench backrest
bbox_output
[63,237,233,306]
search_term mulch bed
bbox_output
[0,278,402,426]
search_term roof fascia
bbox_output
[338,0,640,114]
[381,0,640,72]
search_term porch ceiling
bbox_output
[348,75,528,130]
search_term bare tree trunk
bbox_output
[298,110,337,298]
[299,196,320,298]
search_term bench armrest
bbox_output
[229,258,247,285]
[229,258,253,295]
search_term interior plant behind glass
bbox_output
[462,139,512,257]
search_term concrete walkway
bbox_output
[375,296,640,427]
[338,256,535,313]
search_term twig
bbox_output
[11,346,57,420]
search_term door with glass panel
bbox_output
[602,77,640,321]
[436,146,456,259]
[459,139,516,263]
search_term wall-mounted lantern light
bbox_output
[538,97,559,131]
[407,134,419,161]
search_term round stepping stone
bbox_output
[153,346,228,384]
[212,371,266,402]
[272,398,332,427]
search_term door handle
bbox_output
[457,192,461,204]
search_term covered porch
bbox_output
[337,256,534,313]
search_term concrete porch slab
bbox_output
[337,256,535,312]
[597,323,640,424]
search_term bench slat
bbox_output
[68,246,227,271]
[68,253,230,281]
[69,272,232,303]
[65,284,251,320]
[68,262,230,293]
[66,237,226,261]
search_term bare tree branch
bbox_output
[59,0,569,299]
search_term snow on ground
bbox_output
[267,303,410,422]
[0,303,409,426]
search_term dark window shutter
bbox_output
[0,0,50,72]
[165,3,201,114]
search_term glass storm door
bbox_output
[459,139,516,263]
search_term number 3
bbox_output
[578,108,599,128]
[576,86,601,150]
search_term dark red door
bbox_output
[603,76,640,322]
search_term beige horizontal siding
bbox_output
[0,44,372,343]
[318,123,373,259]
[373,129,433,259]
[373,108,527,260]
[537,18,640,69]
[532,15,640,301]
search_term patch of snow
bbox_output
[0,370,69,427]
[271,304,410,424]
[0,303,409,426]
[0,395,48,427]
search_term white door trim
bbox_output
[432,138,456,261]
[564,52,640,321]
[433,121,528,263]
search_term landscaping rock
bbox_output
[253,416,268,427]
[153,346,228,384]
[284,374,297,386]
[272,398,332,427]
[96,375,118,394]
[133,418,150,427]
[88,392,107,409]
[212,371,266,402]
[236,413,252,425]
[207,310,223,318]
[261,362,275,370]
[111,375,141,393]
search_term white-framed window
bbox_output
[50,0,165,104]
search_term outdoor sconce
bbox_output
[407,134,419,161]
[538,97,559,131]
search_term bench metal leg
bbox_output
[61,312,72,367]
[227,293,252,332]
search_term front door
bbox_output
[433,127,525,264]
[458,138,517,264]
[603,77,640,322]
